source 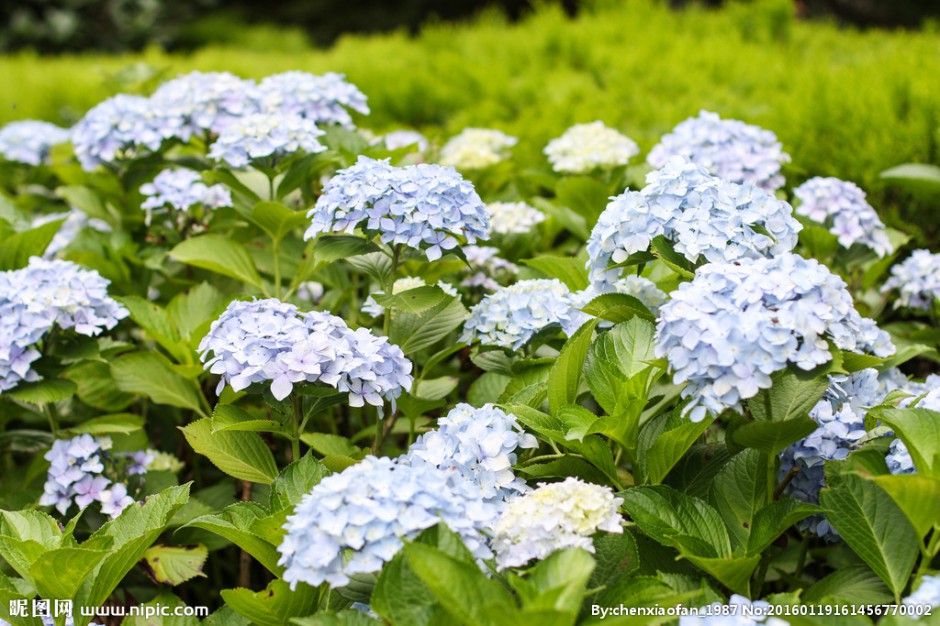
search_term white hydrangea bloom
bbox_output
[491,477,623,569]
[485,201,546,235]
[0,120,71,165]
[439,128,517,170]
[680,595,790,626]
[544,121,640,173]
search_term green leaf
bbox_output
[181,502,283,575]
[62,413,144,436]
[211,404,284,433]
[680,554,760,597]
[29,547,109,600]
[181,419,278,484]
[0,218,64,270]
[391,296,468,354]
[373,286,450,313]
[512,548,595,617]
[747,369,830,423]
[650,236,694,279]
[372,551,450,626]
[876,407,940,478]
[638,410,714,485]
[622,485,732,558]
[555,176,609,224]
[731,417,818,456]
[313,235,380,264]
[251,201,309,242]
[5,379,76,405]
[710,449,766,550]
[301,433,362,458]
[403,542,517,626]
[580,293,655,324]
[170,235,263,289]
[111,351,206,414]
[871,473,940,538]
[124,590,206,626]
[116,295,189,363]
[746,498,819,556]
[548,319,597,414]
[140,544,207,585]
[167,282,228,344]
[65,360,134,411]
[291,612,382,626]
[819,472,918,600]
[522,256,589,291]
[588,532,639,594]
[269,453,329,512]
[803,565,893,605]
[222,580,321,626]
[880,163,940,196]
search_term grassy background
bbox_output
[2,0,938,234]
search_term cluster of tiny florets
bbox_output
[0,258,128,392]
[305,156,489,261]
[882,249,940,311]
[679,595,790,626]
[793,177,893,257]
[586,157,800,285]
[208,112,326,168]
[38,434,153,518]
[461,246,519,291]
[543,121,639,174]
[150,71,262,135]
[258,71,369,127]
[485,201,546,235]
[278,455,498,588]
[140,169,233,214]
[198,298,413,405]
[461,279,586,349]
[655,254,894,421]
[0,120,71,165]
[404,403,538,503]
[647,110,790,191]
[491,477,623,570]
[439,128,517,170]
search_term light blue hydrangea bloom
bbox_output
[278,455,499,588]
[150,71,262,135]
[793,177,893,257]
[140,169,233,213]
[586,157,800,285]
[887,439,915,475]
[379,130,428,151]
[648,110,790,191]
[655,254,894,421]
[38,434,152,518]
[904,575,940,616]
[679,595,790,626]
[404,403,537,503]
[461,279,586,349]
[0,120,71,165]
[198,298,413,405]
[779,369,881,539]
[305,156,489,261]
[258,71,369,127]
[0,258,128,392]
[461,245,518,291]
[208,112,326,168]
[71,94,189,171]
[882,249,940,311]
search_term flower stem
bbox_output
[273,238,282,299]
[291,395,301,462]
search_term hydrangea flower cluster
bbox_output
[574,275,668,316]
[208,112,326,168]
[0,120,71,165]
[485,201,546,235]
[543,121,640,174]
[198,298,413,405]
[491,477,623,570]
[586,157,800,285]
[361,277,459,318]
[793,177,893,257]
[882,249,940,311]
[38,435,153,518]
[461,245,519,291]
[258,71,369,127]
[461,279,585,349]
[439,128,517,170]
[0,613,103,626]
[71,94,189,171]
[380,130,428,151]
[655,254,895,421]
[140,169,233,214]
[903,575,940,615]
[150,71,262,136]
[31,211,111,258]
[278,455,498,588]
[679,595,790,626]
[404,403,538,503]
[887,439,915,475]
[0,258,128,391]
[647,110,790,191]
[305,156,490,261]
[779,369,881,539]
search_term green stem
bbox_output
[291,395,301,462]
[268,174,275,201]
[917,528,940,578]
[795,533,810,576]
[43,404,58,438]
[753,555,772,597]
[382,245,401,338]
[273,238,282,299]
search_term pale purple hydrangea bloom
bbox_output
[882,249,940,311]
[278,455,499,588]
[648,110,790,191]
[679,595,790,626]
[491,477,623,570]
[793,177,893,257]
[404,403,537,503]
[198,298,413,406]
[655,254,894,421]
[150,71,263,135]
[140,169,233,213]
[586,157,800,285]
[461,279,586,349]
[903,576,940,616]
[258,71,369,127]
[461,245,519,291]
[208,112,327,168]
[439,128,517,170]
[0,258,128,392]
[305,156,489,261]
[543,121,639,174]
[0,120,71,165]
[71,94,189,171]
